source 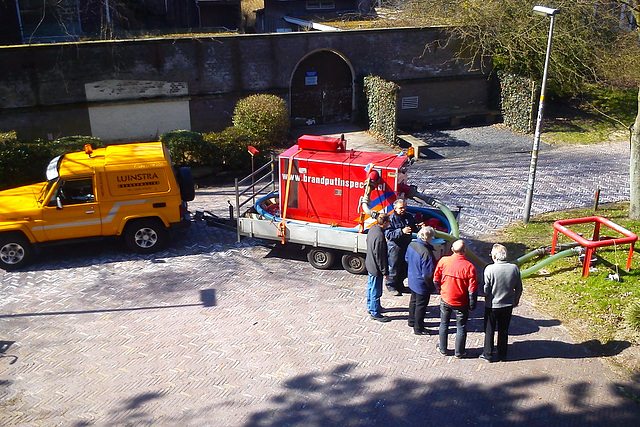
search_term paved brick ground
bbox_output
[1,125,639,426]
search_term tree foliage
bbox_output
[389,0,636,96]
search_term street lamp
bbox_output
[523,5,559,223]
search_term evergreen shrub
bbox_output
[160,130,207,167]
[232,94,289,146]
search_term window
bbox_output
[306,1,335,11]
[53,178,95,206]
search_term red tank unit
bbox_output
[279,135,410,229]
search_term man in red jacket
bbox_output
[433,239,477,358]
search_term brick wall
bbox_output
[0,27,491,141]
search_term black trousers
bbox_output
[387,241,408,290]
[408,290,431,333]
[483,306,513,361]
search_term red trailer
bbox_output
[234,135,456,274]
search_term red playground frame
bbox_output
[551,216,638,277]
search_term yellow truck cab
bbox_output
[0,142,194,271]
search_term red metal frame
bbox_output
[551,216,638,277]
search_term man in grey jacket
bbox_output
[480,244,523,362]
[365,213,391,322]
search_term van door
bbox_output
[40,177,102,241]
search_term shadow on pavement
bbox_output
[240,363,640,426]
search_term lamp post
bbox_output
[523,5,559,223]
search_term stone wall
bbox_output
[0,27,491,141]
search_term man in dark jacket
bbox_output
[365,213,391,322]
[385,199,419,296]
[405,226,437,335]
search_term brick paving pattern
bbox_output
[1,126,639,425]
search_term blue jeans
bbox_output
[439,301,469,356]
[367,274,384,316]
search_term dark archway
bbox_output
[290,50,354,125]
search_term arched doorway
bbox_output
[290,50,353,125]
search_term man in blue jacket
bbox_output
[405,226,437,335]
[385,199,419,296]
[365,213,391,322]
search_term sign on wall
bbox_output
[85,80,191,142]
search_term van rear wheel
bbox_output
[0,234,33,271]
[124,219,168,253]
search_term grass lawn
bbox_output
[493,202,640,349]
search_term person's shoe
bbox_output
[394,290,403,296]
[435,344,447,356]
[454,351,468,359]
[371,314,391,323]
[479,354,493,363]
[414,330,428,335]
[407,323,415,328]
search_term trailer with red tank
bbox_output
[226,134,460,274]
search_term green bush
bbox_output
[0,141,53,190]
[160,130,207,167]
[232,94,289,146]
[0,134,105,191]
[625,300,640,333]
[0,131,18,144]
[50,136,104,154]
[204,127,265,172]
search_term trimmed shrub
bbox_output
[0,135,105,190]
[232,94,289,147]
[499,72,536,134]
[0,131,18,145]
[625,300,640,332]
[160,130,207,167]
[203,127,261,172]
[0,141,53,190]
[364,75,399,146]
[50,136,104,154]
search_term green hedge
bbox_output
[160,130,207,167]
[499,72,536,134]
[0,135,105,191]
[0,94,286,189]
[364,75,399,146]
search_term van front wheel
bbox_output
[0,234,33,271]
[124,219,168,253]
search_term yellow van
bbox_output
[0,142,193,271]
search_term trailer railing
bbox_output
[234,155,278,242]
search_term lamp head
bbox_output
[533,5,559,17]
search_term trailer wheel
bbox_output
[307,248,335,270]
[341,253,366,275]
[0,234,33,271]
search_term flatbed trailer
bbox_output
[230,155,454,274]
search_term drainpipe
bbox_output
[14,0,24,44]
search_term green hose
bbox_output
[411,190,459,238]
[515,247,548,266]
[434,230,489,268]
[520,247,582,278]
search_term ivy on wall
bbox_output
[499,72,537,134]
[364,75,400,146]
